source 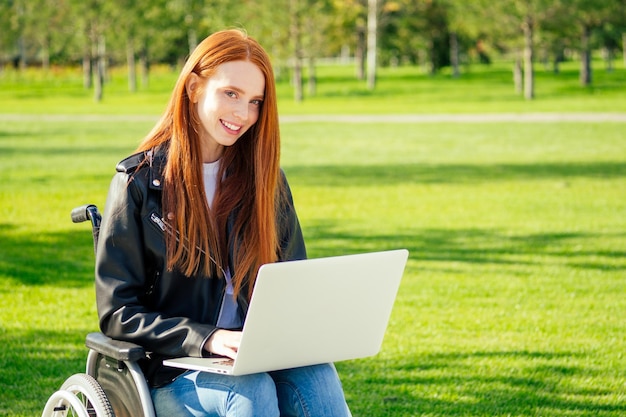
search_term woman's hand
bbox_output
[204,329,242,359]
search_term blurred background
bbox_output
[1,1,625,416]
[2,0,625,102]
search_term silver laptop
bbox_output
[163,249,408,376]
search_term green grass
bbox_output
[1,58,625,115]
[1,63,625,415]
[280,122,626,415]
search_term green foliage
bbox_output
[1,0,625,80]
[1,66,625,416]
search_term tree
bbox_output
[623,32,626,67]
[328,0,368,80]
[0,1,15,69]
[467,0,561,100]
[443,0,467,78]
[366,0,378,89]
[556,0,626,86]
[15,0,61,71]
[107,0,180,91]
[379,0,452,75]
[303,0,336,96]
[237,0,334,101]
[2,0,624,103]
[9,0,27,71]
[287,0,305,101]
[65,0,111,100]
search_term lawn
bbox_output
[1,58,625,115]
[0,61,625,416]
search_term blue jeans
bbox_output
[151,363,352,417]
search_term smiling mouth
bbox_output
[221,120,242,132]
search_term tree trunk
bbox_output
[305,15,317,96]
[622,33,625,67]
[355,28,366,80]
[513,57,523,95]
[450,31,460,78]
[552,53,560,74]
[41,46,50,72]
[41,35,50,72]
[140,44,149,89]
[580,25,592,86]
[83,51,92,89]
[94,35,105,102]
[366,0,377,90]
[427,39,436,75]
[94,55,102,101]
[522,17,534,100]
[16,3,26,71]
[308,57,316,96]
[602,47,613,72]
[292,55,303,102]
[127,39,137,92]
[18,36,26,71]
[289,0,303,102]
[100,35,108,83]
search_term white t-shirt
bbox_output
[203,160,242,330]
[203,160,221,209]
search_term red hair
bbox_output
[136,29,281,300]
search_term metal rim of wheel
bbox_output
[41,373,114,417]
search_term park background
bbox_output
[1,0,626,416]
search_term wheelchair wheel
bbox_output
[42,373,114,417]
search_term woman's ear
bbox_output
[186,73,200,103]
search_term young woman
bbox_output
[95,29,352,417]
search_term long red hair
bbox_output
[136,29,281,300]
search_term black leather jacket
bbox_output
[95,147,307,386]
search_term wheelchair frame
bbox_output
[42,205,156,417]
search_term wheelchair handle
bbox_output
[71,204,102,255]
[71,204,101,226]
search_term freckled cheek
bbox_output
[249,108,261,125]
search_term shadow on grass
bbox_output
[0,130,31,138]
[337,350,626,416]
[285,160,626,187]
[0,223,96,287]
[2,212,624,289]
[0,327,91,416]
[304,221,626,272]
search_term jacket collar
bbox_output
[146,147,167,192]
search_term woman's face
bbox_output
[187,60,265,163]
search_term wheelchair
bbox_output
[42,205,156,417]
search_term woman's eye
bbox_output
[226,91,237,98]
[251,99,263,106]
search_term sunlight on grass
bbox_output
[1,64,625,415]
[1,60,625,115]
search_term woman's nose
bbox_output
[233,102,248,121]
